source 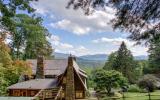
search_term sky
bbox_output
[31,0,148,56]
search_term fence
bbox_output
[96,93,160,100]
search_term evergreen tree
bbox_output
[105,41,138,83]
[0,0,36,31]
[10,14,53,59]
[103,52,117,70]
[148,39,160,73]
[115,42,135,83]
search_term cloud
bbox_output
[50,19,91,35]
[47,34,73,50]
[92,37,148,56]
[74,46,90,56]
[92,37,135,46]
[59,43,73,49]
[47,34,91,56]
[32,0,115,35]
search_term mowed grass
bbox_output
[121,90,160,100]
[102,90,160,100]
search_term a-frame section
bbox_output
[65,56,75,100]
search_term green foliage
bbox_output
[92,69,128,95]
[104,42,141,83]
[103,52,117,70]
[68,0,160,45]
[138,74,159,92]
[138,60,149,74]
[10,14,53,59]
[0,0,36,31]
[148,39,160,73]
[128,85,142,92]
[0,64,8,95]
[0,40,32,95]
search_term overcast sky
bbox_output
[31,0,148,56]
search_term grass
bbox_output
[102,90,160,100]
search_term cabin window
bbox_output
[76,91,83,98]
[20,90,27,96]
[62,92,65,98]
[31,91,37,96]
[45,91,52,98]
[63,77,66,84]
[13,90,20,96]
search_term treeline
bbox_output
[0,0,52,95]
[88,41,160,97]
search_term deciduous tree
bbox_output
[93,69,127,95]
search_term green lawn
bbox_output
[102,90,160,100]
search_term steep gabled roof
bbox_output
[8,79,57,89]
[27,59,87,77]
[73,61,87,90]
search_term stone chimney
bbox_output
[36,56,45,79]
[65,56,75,100]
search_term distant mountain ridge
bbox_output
[54,52,148,61]
[53,52,148,69]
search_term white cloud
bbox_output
[47,34,73,49]
[92,37,148,56]
[92,37,135,46]
[47,34,91,56]
[59,43,73,49]
[74,46,90,56]
[32,0,115,35]
[51,19,91,35]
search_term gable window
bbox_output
[76,91,83,98]
[63,77,66,84]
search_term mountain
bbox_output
[79,54,148,61]
[54,52,148,61]
[54,52,70,59]
[53,52,148,69]
[134,55,148,60]
[54,52,106,68]
[79,54,108,61]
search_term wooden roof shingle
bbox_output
[8,79,57,89]
[27,59,87,77]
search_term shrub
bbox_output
[138,74,159,92]
[128,84,141,92]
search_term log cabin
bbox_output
[8,56,88,100]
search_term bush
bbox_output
[138,74,159,92]
[128,84,141,92]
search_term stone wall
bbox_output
[36,56,45,79]
[65,56,75,100]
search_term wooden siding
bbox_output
[9,89,39,97]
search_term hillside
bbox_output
[53,52,148,70]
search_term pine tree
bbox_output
[114,41,136,83]
[148,39,160,73]
[10,14,53,59]
[103,52,117,70]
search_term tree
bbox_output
[93,69,128,95]
[0,0,36,31]
[103,52,117,70]
[0,38,32,95]
[67,0,160,44]
[138,74,160,92]
[10,14,53,59]
[0,64,8,96]
[148,39,160,73]
[103,41,139,83]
